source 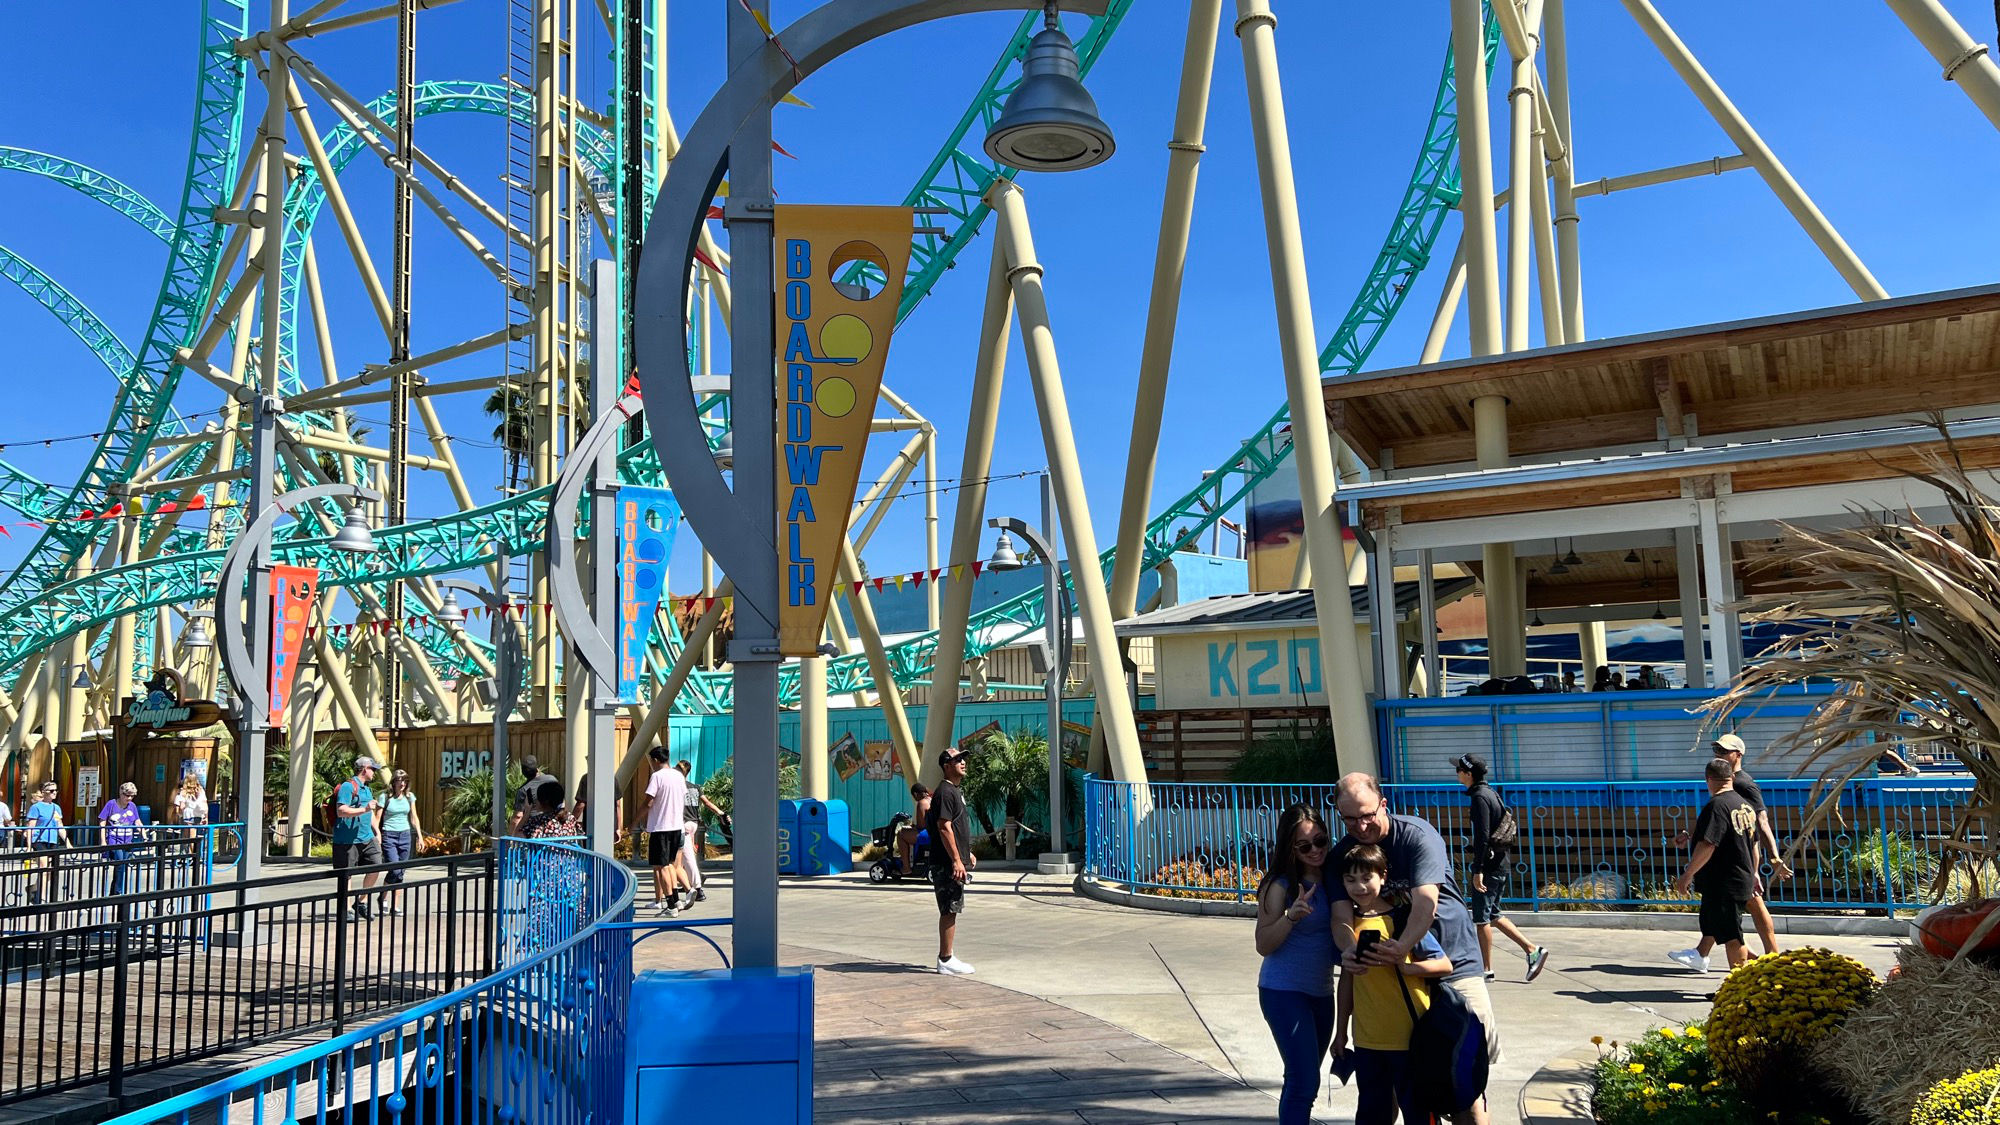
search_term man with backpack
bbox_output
[331,757,385,920]
[1454,755,1550,981]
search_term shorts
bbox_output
[648,830,683,867]
[333,836,383,870]
[1470,871,1507,924]
[931,868,966,915]
[1699,891,1747,944]
[1444,974,1503,1064]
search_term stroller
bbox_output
[865,812,931,883]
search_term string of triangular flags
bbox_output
[0,494,224,538]
[847,562,989,596]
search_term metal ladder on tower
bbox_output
[501,0,536,606]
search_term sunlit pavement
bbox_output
[645,865,1901,1123]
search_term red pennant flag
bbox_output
[0,526,9,539]
[706,205,724,220]
[931,569,943,582]
[693,247,723,274]
[872,577,886,594]
[188,495,207,510]
[157,501,179,514]
[23,522,40,530]
[972,561,985,578]
[852,581,864,595]
[771,140,797,160]
[910,571,925,588]
[79,510,94,520]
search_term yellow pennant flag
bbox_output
[775,205,914,655]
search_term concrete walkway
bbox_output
[643,866,1905,1123]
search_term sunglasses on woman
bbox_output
[1294,834,1331,852]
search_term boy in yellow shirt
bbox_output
[1332,843,1454,1125]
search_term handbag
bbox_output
[1395,969,1490,1115]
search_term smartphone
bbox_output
[1354,930,1384,960]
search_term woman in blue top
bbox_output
[374,770,423,916]
[25,782,69,905]
[1255,803,1339,1125]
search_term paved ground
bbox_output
[645,865,1905,1124]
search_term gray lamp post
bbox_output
[215,482,379,893]
[986,472,1073,858]
[633,0,1115,969]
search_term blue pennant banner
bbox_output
[616,486,681,704]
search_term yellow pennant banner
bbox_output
[775,205,913,655]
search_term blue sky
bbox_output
[2,1,1998,602]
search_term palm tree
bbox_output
[1704,426,1998,922]
[484,384,534,494]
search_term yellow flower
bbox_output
[1667,1082,1686,1092]
[1629,1063,1646,1074]
[1592,1036,1604,1046]
[1660,1027,1679,1038]
[1686,1026,1704,1038]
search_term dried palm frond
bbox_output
[1701,422,1999,916]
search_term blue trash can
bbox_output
[809,800,852,875]
[776,799,806,875]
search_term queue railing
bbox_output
[1081,775,1981,911]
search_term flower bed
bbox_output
[1145,860,1263,900]
[1592,1025,1753,1125]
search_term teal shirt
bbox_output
[333,780,378,844]
[382,794,414,833]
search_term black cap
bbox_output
[938,748,969,767]
[1452,753,1487,773]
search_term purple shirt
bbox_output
[98,800,143,847]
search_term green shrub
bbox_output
[1593,1025,1754,1125]
[1228,724,1341,784]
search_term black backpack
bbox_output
[1395,972,1490,1116]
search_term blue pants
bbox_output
[1354,1047,1425,1125]
[382,829,414,885]
[1259,987,1335,1125]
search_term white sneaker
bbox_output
[936,956,976,975]
[1667,948,1712,975]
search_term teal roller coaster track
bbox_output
[0,4,1495,722]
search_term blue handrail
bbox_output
[104,839,637,1125]
[1082,775,1980,912]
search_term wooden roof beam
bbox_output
[1650,356,1686,437]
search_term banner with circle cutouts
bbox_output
[616,486,681,704]
[268,564,320,720]
[774,204,913,656]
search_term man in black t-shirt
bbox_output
[1669,758,1760,972]
[927,748,977,976]
[1714,733,1790,955]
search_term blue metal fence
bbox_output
[103,840,635,1125]
[1081,775,1982,911]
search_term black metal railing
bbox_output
[0,852,496,1106]
[0,834,220,924]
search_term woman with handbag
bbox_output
[1253,803,1339,1124]
[1454,754,1548,981]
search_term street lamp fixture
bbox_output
[711,429,734,471]
[329,507,378,554]
[981,1,1116,173]
[70,665,91,691]
[436,590,466,626]
[183,615,214,650]
[986,530,1025,572]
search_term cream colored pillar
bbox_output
[987,182,1148,784]
[1578,620,1608,684]
[799,654,828,800]
[1233,0,1375,772]
[1474,395,1525,676]
[917,240,1012,788]
[837,540,920,790]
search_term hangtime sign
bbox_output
[775,205,913,656]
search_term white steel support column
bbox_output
[1544,0,1584,341]
[528,0,562,718]
[988,182,1148,783]
[1452,0,1504,356]
[918,239,1012,787]
[1697,498,1742,684]
[1578,620,1608,683]
[1503,10,1540,352]
[286,677,319,857]
[1233,0,1375,773]
[1108,0,1223,625]
[1474,395,1525,676]
[1674,527,1707,688]
[1620,0,1888,301]
[1418,549,1440,698]
[1372,523,1402,700]
[836,541,920,790]
[922,425,940,631]
[1883,0,2000,132]
[799,654,828,801]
